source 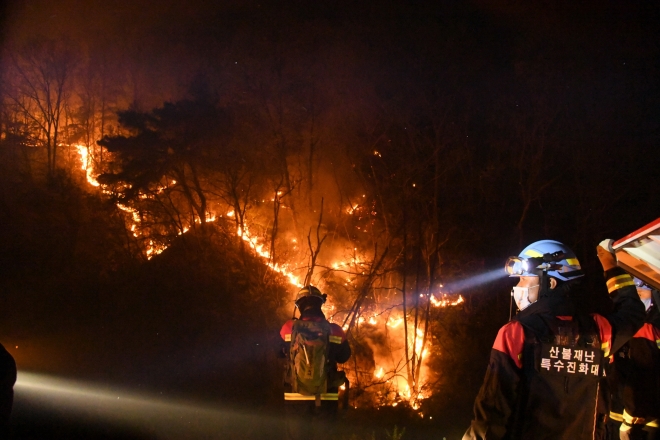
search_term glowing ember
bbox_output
[430,294,464,308]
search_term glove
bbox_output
[597,239,617,272]
[619,422,631,440]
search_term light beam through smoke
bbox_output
[15,371,281,439]
[442,267,507,293]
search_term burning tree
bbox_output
[73,87,468,412]
[2,38,78,183]
[330,83,474,409]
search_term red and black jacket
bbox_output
[609,302,660,427]
[463,268,645,440]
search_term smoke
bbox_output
[15,371,282,439]
[441,267,508,294]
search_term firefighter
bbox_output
[0,342,16,434]
[608,278,660,440]
[279,285,351,440]
[463,239,645,440]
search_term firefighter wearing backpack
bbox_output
[462,239,645,440]
[279,285,351,440]
[608,278,660,440]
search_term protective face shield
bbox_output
[505,257,532,277]
[511,278,540,311]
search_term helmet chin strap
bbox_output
[538,272,552,299]
[509,290,514,321]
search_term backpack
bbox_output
[288,319,332,397]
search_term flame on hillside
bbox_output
[237,222,302,287]
[73,143,464,410]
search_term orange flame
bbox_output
[73,143,464,410]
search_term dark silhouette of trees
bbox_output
[3,38,78,183]
[1,2,659,435]
[98,97,230,231]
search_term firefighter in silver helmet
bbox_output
[463,239,645,440]
[279,285,351,440]
[608,277,660,440]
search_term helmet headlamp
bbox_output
[522,260,530,272]
[505,251,568,277]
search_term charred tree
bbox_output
[4,38,78,184]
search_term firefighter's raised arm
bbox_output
[598,239,645,355]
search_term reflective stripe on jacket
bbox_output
[284,392,339,401]
[609,409,659,428]
[609,316,660,423]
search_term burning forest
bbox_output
[1,1,659,439]
[72,119,467,411]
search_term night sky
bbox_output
[1,0,660,439]
[5,1,659,142]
